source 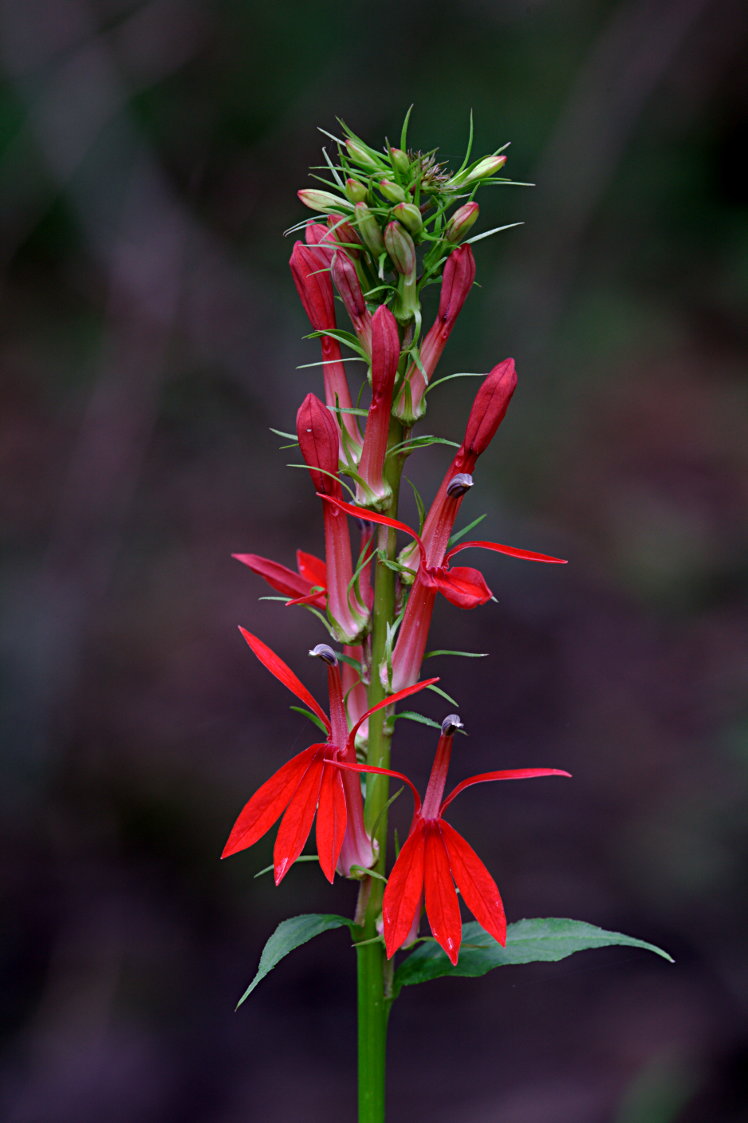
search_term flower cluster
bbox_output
[223,120,569,963]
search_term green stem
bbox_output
[355,415,404,1123]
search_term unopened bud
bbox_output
[441,714,464,735]
[449,154,507,188]
[445,202,479,243]
[296,393,341,496]
[346,138,382,173]
[354,202,385,256]
[389,147,410,177]
[309,643,338,666]
[446,473,473,498]
[391,202,423,236]
[327,215,361,254]
[298,189,351,214]
[384,221,416,276]
[378,178,406,204]
[462,358,517,457]
[345,177,368,203]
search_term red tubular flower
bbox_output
[297,394,369,643]
[221,630,439,882]
[355,305,401,510]
[289,236,361,455]
[232,549,327,608]
[394,245,476,423]
[338,715,571,964]
[319,493,566,690]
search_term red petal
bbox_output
[432,565,492,608]
[446,539,567,564]
[237,628,330,732]
[348,676,440,746]
[315,764,347,883]
[296,550,327,588]
[441,768,571,814]
[221,745,320,858]
[233,553,315,600]
[423,823,462,965]
[333,760,422,814]
[382,821,427,959]
[273,753,326,883]
[318,495,425,556]
[438,820,506,946]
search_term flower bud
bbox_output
[331,251,372,347]
[391,202,423,236]
[462,358,517,458]
[437,244,476,322]
[384,222,416,276]
[296,393,341,496]
[289,241,334,330]
[327,215,361,254]
[445,202,479,243]
[346,138,382,173]
[354,202,385,256]
[449,154,507,188]
[298,188,352,214]
[389,147,410,177]
[378,178,406,204]
[345,177,368,203]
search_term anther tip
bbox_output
[309,643,338,666]
[441,714,464,735]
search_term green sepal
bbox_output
[392,918,674,998]
[237,914,354,1008]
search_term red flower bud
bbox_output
[289,242,334,331]
[437,244,476,323]
[331,251,372,351]
[462,358,517,459]
[296,393,341,496]
[356,305,401,508]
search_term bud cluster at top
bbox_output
[296,115,512,325]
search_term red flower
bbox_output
[319,493,566,689]
[355,304,401,510]
[221,629,438,883]
[338,715,571,964]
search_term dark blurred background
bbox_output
[1,1,747,1120]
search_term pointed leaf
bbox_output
[393,918,674,996]
[236,913,353,1007]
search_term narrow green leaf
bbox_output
[395,710,443,730]
[448,512,487,546]
[393,918,674,996]
[399,105,414,151]
[237,914,353,1007]
[425,649,488,660]
[465,222,524,246]
[289,705,329,734]
[427,683,460,706]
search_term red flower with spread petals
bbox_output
[338,715,571,964]
[319,493,567,689]
[221,629,438,883]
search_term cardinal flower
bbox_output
[320,492,566,690]
[338,715,571,964]
[221,629,438,883]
